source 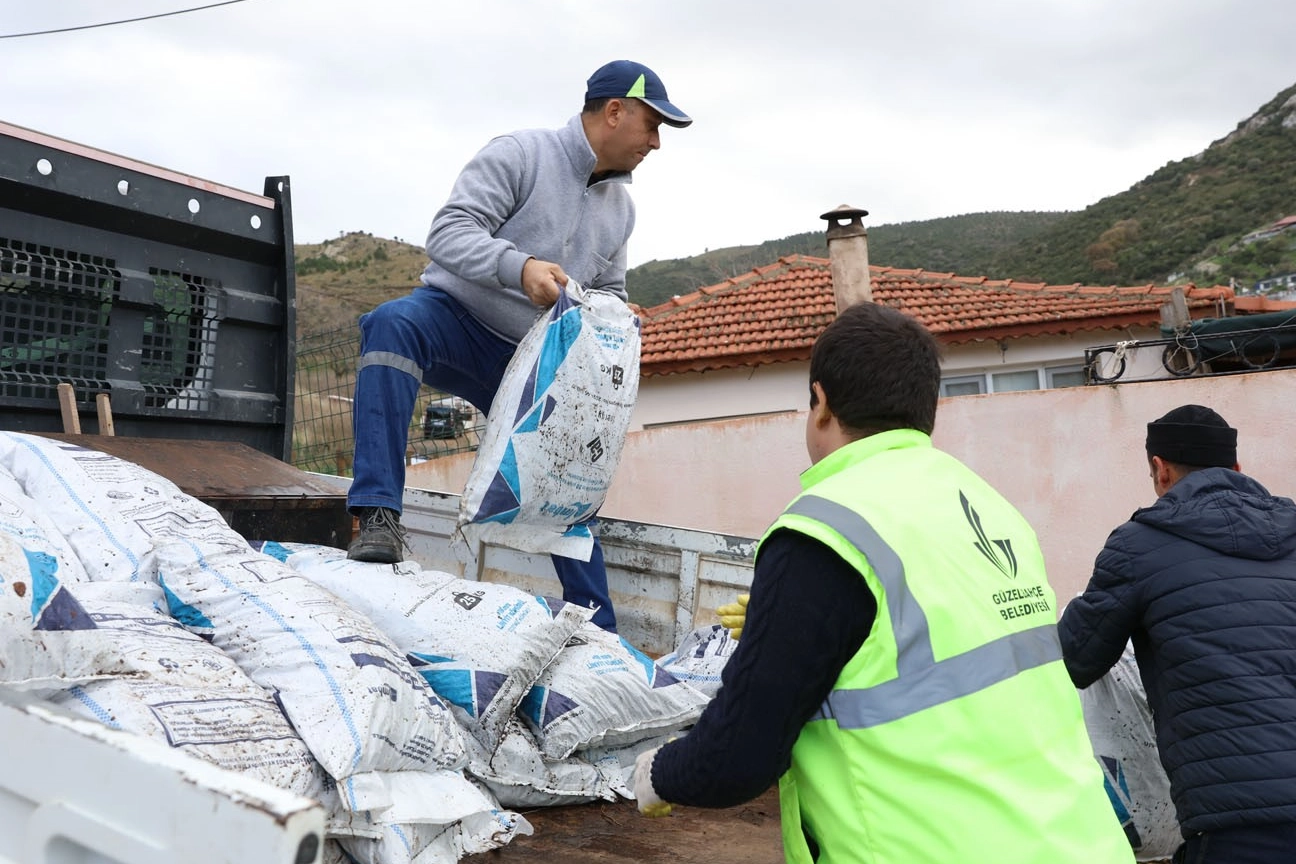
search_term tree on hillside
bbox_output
[1086,219,1142,275]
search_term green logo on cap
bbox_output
[626,74,646,98]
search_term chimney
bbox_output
[1159,286,1191,333]
[821,205,872,313]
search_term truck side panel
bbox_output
[314,480,757,657]
[0,121,296,461]
[0,691,325,864]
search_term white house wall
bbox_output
[939,327,1164,379]
[629,326,1164,431]
[631,363,807,431]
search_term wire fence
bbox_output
[291,326,484,476]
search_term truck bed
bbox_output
[488,790,1173,864]
[339,479,781,863]
[488,788,783,864]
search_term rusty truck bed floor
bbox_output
[480,789,1171,864]
[481,787,784,864]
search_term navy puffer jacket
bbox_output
[1059,467,1296,836]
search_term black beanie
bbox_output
[1145,404,1237,468]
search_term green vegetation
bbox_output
[985,82,1296,288]
[1209,231,1292,296]
[623,212,1070,308]
[292,233,427,338]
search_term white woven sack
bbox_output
[260,541,592,754]
[461,716,617,808]
[0,462,88,582]
[0,469,130,691]
[457,284,640,560]
[340,792,532,864]
[655,624,738,699]
[0,432,232,584]
[1080,645,1180,862]
[582,730,684,802]
[519,621,710,760]
[45,596,371,838]
[153,535,468,821]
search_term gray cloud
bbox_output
[3,0,1294,266]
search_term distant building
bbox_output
[1241,214,1296,245]
[1255,272,1296,293]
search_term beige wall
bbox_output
[407,367,1296,605]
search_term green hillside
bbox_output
[624,211,1069,309]
[293,232,427,337]
[986,82,1296,287]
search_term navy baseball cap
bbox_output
[585,60,692,128]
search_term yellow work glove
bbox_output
[633,746,672,817]
[717,593,749,641]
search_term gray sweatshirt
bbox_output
[420,114,634,342]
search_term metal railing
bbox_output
[291,326,484,475]
[1085,321,1296,384]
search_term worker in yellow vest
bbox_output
[633,301,1133,863]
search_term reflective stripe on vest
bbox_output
[787,494,1063,730]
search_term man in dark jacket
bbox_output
[1059,404,1296,864]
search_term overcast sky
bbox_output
[4,0,1295,269]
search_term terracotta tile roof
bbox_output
[638,255,1233,376]
[1234,295,1296,313]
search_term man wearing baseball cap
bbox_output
[584,59,693,128]
[345,61,690,633]
[1060,405,1296,862]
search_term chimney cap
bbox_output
[820,205,869,224]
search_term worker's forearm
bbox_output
[651,531,876,807]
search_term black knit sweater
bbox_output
[652,528,876,807]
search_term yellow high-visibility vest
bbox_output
[764,430,1132,864]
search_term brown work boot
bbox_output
[347,507,408,563]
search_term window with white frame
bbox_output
[991,369,1041,392]
[1045,365,1086,388]
[939,375,985,397]
[941,363,1086,397]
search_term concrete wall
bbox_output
[407,368,1296,604]
[934,371,1294,600]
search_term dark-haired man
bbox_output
[1060,404,1296,863]
[345,60,691,633]
[634,302,1132,863]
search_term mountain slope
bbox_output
[293,213,1069,334]
[987,82,1296,286]
[293,232,426,336]
[624,211,1069,308]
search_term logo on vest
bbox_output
[960,491,1017,579]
